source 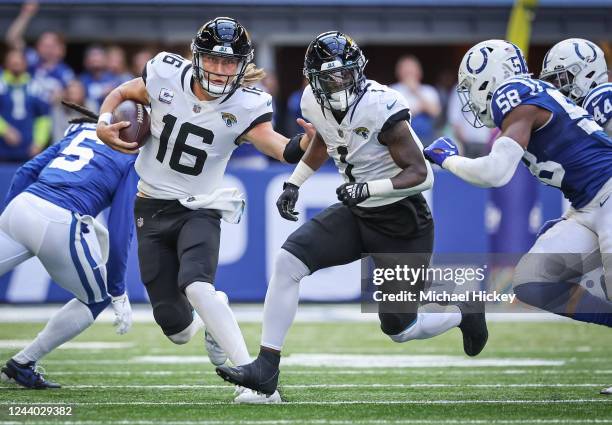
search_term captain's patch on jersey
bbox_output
[158,88,174,104]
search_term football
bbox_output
[112,100,151,147]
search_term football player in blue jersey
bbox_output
[541,38,612,396]
[541,38,611,136]
[0,104,137,389]
[423,40,612,330]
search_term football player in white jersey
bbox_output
[96,17,312,403]
[216,32,489,396]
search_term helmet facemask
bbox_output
[306,57,366,112]
[540,63,585,101]
[457,76,496,128]
[192,44,252,97]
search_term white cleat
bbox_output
[233,386,282,404]
[601,386,612,395]
[204,291,230,366]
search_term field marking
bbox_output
[131,354,565,368]
[0,399,609,406]
[1,419,610,425]
[1,383,608,390]
[0,340,134,350]
[46,369,612,377]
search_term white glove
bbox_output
[111,293,132,335]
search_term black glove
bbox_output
[276,182,300,221]
[336,182,370,207]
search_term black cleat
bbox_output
[456,299,488,357]
[1,359,61,389]
[216,353,280,396]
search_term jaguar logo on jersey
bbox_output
[353,127,370,140]
[159,88,174,104]
[221,112,238,127]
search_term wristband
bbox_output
[98,112,113,125]
[367,179,394,196]
[287,161,315,187]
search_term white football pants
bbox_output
[516,177,612,300]
[0,192,109,304]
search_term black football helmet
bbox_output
[303,31,367,112]
[191,17,254,98]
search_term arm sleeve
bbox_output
[4,143,62,207]
[443,136,525,188]
[105,165,139,297]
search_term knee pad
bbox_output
[275,249,311,283]
[85,297,111,319]
[152,299,194,336]
[379,312,417,337]
[167,322,194,345]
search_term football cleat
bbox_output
[0,359,61,389]
[204,291,229,366]
[216,354,280,396]
[233,386,282,404]
[601,386,612,395]
[456,299,489,357]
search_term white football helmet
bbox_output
[540,38,608,102]
[458,39,530,128]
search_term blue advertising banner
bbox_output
[0,164,562,303]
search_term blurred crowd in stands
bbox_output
[0,1,493,166]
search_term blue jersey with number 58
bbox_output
[582,82,612,130]
[3,123,138,296]
[491,77,612,209]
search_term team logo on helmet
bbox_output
[221,112,238,127]
[353,127,369,139]
[466,47,489,75]
[574,41,598,63]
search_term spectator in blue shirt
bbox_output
[107,45,134,87]
[0,49,51,162]
[5,1,74,103]
[79,46,116,111]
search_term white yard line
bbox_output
[1,419,610,425]
[46,369,612,376]
[0,304,567,323]
[0,399,609,406]
[0,383,608,390]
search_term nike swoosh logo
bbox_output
[601,194,610,207]
[590,96,603,105]
[386,100,397,110]
[444,140,455,149]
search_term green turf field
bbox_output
[0,317,610,424]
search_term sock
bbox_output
[258,347,281,368]
[185,281,251,366]
[167,314,204,345]
[389,304,462,343]
[261,249,310,351]
[515,281,612,327]
[13,298,94,364]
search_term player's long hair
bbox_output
[241,63,266,86]
[62,101,99,124]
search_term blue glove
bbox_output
[536,218,565,238]
[423,137,459,167]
